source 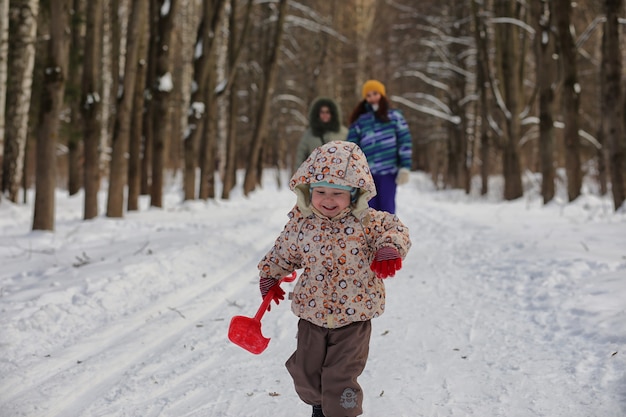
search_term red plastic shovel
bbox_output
[228,272,297,354]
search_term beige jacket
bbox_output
[258,141,411,328]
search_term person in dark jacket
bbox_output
[347,80,413,214]
[295,97,348,168]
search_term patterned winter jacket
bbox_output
[258,141,411,329]
[347,107,412,175]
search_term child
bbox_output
[258,141,411,417]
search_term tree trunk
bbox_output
[221,0,253,199]
[67,0,85,196]
[532,0,556,204]
[141,1,158,197]
[222,72,239,200]
[33,0,70,231]
[150,0,179,208]
[602,0,625,210]
[107,1,147,217]
[243,0,288,196]
[354,0,376,92]
[0,0,8,197]
[198,71,217,200]
[127,2,149,212]
[106,0,146,217]
[494,0,523,200]
[555,0,582,202]
[446,0,469,192]
[471,0,491,196]
[81,0,103,220]
[183,0,225,201]
[3,0,38,203]
[106,0,120,160]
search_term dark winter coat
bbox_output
[295,97,348,168]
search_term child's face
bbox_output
[311,186,351,218]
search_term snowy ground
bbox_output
[1,171,625,417]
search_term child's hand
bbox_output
[259,277,285,311]
[370,247,402,278]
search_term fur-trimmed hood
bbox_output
[308,97,343,137]
[289,141,376,219]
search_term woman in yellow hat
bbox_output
[347,80,413,214]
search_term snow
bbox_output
[85,93,101,109]
[158,72,174,92]
[391,95,461,125]
[160,0,171,17]
[190,101,205,118]
[1,170,625,417]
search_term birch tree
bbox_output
[2,0,38,203]
[32,0,70,230]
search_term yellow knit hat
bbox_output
[361,79,386,98]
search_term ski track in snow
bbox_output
[1,173,625,417]
[408,194,626,417]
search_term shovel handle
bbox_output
[254,271,297,321]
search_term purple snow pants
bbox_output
[368,173,397,214]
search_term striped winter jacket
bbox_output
[347,109,413,175]
[258,141,412,329]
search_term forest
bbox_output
[0,0,625,231]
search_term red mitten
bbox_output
[370,247,402,279]
[259,277,285,311]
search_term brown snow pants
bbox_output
[285,319,371,417]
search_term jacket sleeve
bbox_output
[392,110,413,170]
[337,125,349,141]
[346,122,361,145]
[258,208,303,279]
[295,131,311,168]
[367,209,412,260]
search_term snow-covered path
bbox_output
[1,172,625,417]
